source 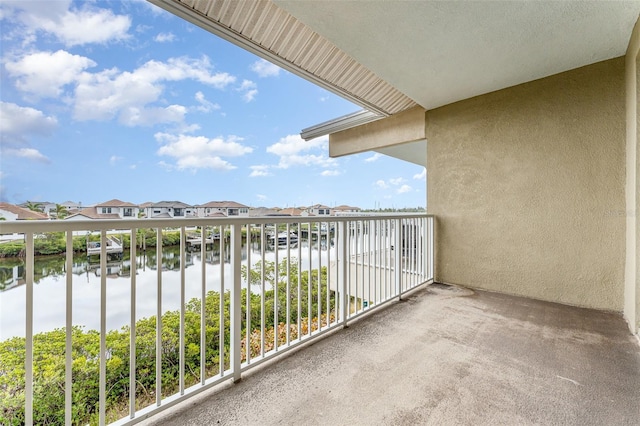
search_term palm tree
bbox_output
[25,201,43,212]
[54,204,68,220]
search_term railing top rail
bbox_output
[0,213,433,233]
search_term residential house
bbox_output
[60,201,83,211]
[0,203,49,221]
[198,201,250,217]
[66,199,138,220]
[305,204,332,217]
[249,207,282,217]
[18,201,56,216]
[332,205,361,216]
[140,201,197,219]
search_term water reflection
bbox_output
[0,239,332,340]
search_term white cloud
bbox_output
[397,184,412,194]
[375,180,389,189]
[266,135,336,169]
[194,91,220,113]
[5,50,96,98]
[267,134,327,156]
[413,168,426,180]
[110,155,123,165]
[238,79,258,102]
[389,177,406,186]
[249,165,272,177]
[365,153,382,163]
[72,56,235,124]
[155,132,253,171]
[0,102,58,163]
[0,102,57,146]
[120,105,188,127]
[154,32,176,43]
[256,194,268,201]
[321,170,341,177]
[4,148,50,164]
[5,2,131,47]
[250,59,280,78]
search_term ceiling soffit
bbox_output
[149,0,418,116]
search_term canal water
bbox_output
[0,239,332,341]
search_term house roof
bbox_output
[97,199,138,207]
[65,208,121,220]
[309,204,331,210]
[279,208,303,216]
[149,201,192,208]
[199,201,249,209]
[333,205,360,211]
[0,203,49,220]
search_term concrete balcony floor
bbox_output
[144,283,640,426]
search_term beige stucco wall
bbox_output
[624,15,639,334]
[637,39,640,333]
[330,106,426,157]
[426,58,626,311]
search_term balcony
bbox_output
[145,283,640,426]
[0,214,434,425]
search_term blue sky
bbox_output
[0,0,426,209]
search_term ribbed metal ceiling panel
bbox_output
[163,0,417,116]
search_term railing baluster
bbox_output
[230,224,242,382]
[219,225,225,376]
[130,228,137,419]
[100,230,107,424]
[326,222,331,325]
[260,224,265,357]
[200,226,206,384]
[65,231,73,426]
[317,223,322,330]
[25,231,34,426]
[286,223,291,344]
[179,227,186,394]
[156,227,162,406]
[274,224,279,351]
[307,222,312,333]
[246,224,252,363]
[297,223,302,338]
[338,222,348,325]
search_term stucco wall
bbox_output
[625,15,640,334]
[636,37,640,331]
[426,58,626,311]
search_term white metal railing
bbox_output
[0,214,434,425]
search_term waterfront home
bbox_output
[332,205,362,216]
[60,201,83,211]
[17,201,56,216]
[65,199,138,220]
[0,203,49,221]
[305,204,331,217]
[197,201,250,217]
[139,201,197,219]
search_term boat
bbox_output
[275,232,298,246]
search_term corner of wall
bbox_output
[624,14,640,335]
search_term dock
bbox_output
[87,236,123,257]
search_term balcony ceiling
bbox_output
[275,0,640,111]
[151,1,640,167]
